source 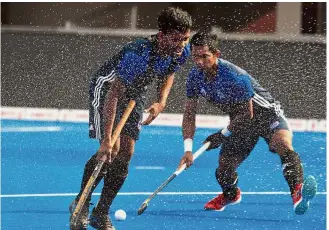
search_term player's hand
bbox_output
[97,138,113,163]
[142,103,165,125]
[204,131,226,151]
[177,151,193,170]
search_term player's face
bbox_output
[160,30,191,56]
[192,45,220,71]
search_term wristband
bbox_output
[221,127,232,137]
[184,138,193,152]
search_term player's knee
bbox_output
[116,135,135,162]
[270,136,293,154]
[115,147,134,164]
[111,157,129,177]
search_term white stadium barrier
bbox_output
[1,107,326,132]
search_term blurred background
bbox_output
[1,2,327,119]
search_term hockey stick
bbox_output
[70,100,136,228]
[137,142,210,215]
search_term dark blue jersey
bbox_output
[90,35,190,105]
[116,42,190,85]
[186,59,282,116]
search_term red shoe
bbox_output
[292,183,303,210]
[204,188,242,211]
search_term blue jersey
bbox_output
[186,59,281,116]
[116,41,190,86]
[91,35,190,103]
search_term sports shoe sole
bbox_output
[294,175,317,215]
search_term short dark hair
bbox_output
[158,7,192,34]
[190,32,219,53]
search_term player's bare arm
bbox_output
[178,97,198,169]
[143,73,175,125]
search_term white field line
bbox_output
[1,126,62,132]
[135,166,165,170]
[0,191,326,198]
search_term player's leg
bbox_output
[72,138,121,204]
[90,134,134,229]
[69,138,120,229]
[269,129,304,193]
[69,81,119,229]
[205,133,259,211]
[90,98,143,229]
[266,115,317,214]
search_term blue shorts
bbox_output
[220,110,291,158]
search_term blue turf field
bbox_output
[1,120,327,229]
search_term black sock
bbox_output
[280,150,304,195]
[216,167,239,200]
[223,186,238,200]
[76,154,108,203]
[96,157,129,214]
